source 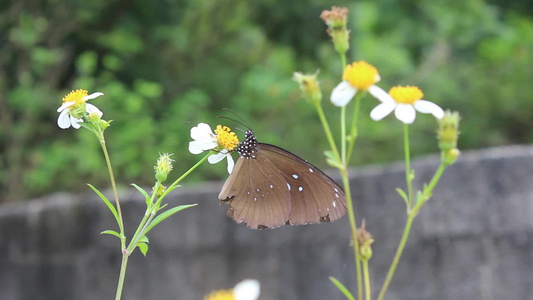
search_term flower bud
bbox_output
[320,7,350,55]
[293,71,322,106]
[437,110,460,152]
[154,153,174,182]
[442,148,460,165]
[152,184,167,197]
[357,220,375,261]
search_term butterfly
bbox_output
[218,129,347,229]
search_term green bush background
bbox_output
[1,0,532,202]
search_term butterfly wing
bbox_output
[218,143,346,229]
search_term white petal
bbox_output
[226,155,235,174]
[82,92,104,101]
[57,101,75,112]
[188,140,217,154]
[375,74,381,83]
[57,109,72,129]
[86,103,103,117]
[70,115,83,129]
[330,81,357,107]
[395,104,416,124]
[414,100,444,119]
[370,102,396,121]
[190,123,215,141]
[367,85,392,103]
[234,279,260,300]
[208,152,226,164]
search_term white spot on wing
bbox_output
[309,168,314,173]
[286,183,291,191]
[269,184,273,189]
[298,186,303,192]
[333,201,337,208]
[292,174,299,179]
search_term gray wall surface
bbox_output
[0,145,532,300]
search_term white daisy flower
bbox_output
[233,279,260,300]
[204,279,260,300]
[57,89,103,129]
[189,123,239,174]
[370,85,444,124]
[330,61,385,107]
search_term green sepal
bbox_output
[88,184,121,231]
[329,276,355,300]
[101,230,121,239]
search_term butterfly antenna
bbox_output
[221,108,253,130]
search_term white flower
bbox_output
[233,279,260,300]
[188,123,218,154]
[370,85,444,124]
[189,123,239,174]
[57,90,103,129]
[208,149,235,174]
[330,61,384,107]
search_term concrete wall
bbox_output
[0,145,532,300]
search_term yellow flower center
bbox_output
[62,89,89,105]
[388,86,423,104]
[204,289,235,300]
[342,61,380,90]
[215,125,239,151]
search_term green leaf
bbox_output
[324,150,343,169]
[329,276,355,300]
[144,204,197,235]
[131,183,151,205]
[138,235,149,243]
[137,242,149,256]
[88,184,121,230]
[396,187,409,208]
[101,230,121,239]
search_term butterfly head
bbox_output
[237,130,258,159]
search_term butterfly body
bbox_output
[219,130,347,229]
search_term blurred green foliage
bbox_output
[1,0,532,202]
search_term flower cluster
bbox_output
[189,123,240,174]
[328,60,444,124]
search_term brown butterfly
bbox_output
[219,129,347,229]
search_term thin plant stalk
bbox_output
[403,124,414,208]
[340,172,363,300]
[98,135,125,241]
[363,259,371,300]
[315,104,341,163]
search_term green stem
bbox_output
[363,259,371,300]
[341,106,347,165]
[403,124,414,208]
[98,135,125,242]
[347,95,362,163]
[341,171,363,300]
[315,104,341,163]
[114,254,129,300]
[377,213,415,300]
[340,53,347,73]
[413,161,447,215]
